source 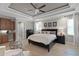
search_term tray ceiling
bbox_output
[9,3,69,17]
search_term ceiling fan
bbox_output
[30,3,46,14]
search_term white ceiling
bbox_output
[9,3,69,17]
[0,3,79,21]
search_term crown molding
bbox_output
[0,3,34,21]
[0,3,79,22]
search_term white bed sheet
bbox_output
[28,34,56,45]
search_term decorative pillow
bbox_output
[45,31,48,34]
[50,31,56,34]
[46,31,50,34]
[42,31,48,34]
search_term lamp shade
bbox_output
[58,27,65,36]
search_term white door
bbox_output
[18,22,25,41]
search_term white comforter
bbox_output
[28,34,56,45]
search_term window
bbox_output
[67,19,74,35]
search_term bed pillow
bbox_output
[42,31,48,34]
[50,31,56,34]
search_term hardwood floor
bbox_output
[1,40,79,56]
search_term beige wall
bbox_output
[35,15,75,44]
[15,19,34,41]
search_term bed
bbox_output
[28,29,58,52]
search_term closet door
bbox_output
[6,19,11,30]
[2,35,8,43]
[0,18,6,30]
[0,18,10,30]
[0,18,15,30]
[0,35,2,44]
[10,21,15,30]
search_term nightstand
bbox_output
[57,35,65,44]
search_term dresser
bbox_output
[0,34,8,44]
[57,35,65,44]
[26,30,34,38]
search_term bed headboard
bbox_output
[41,29,58,36]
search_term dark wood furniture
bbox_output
[0,17,16,44]
[28,29,58,52]
[57,35,65,44]
[0,34,8,44]
[0,18,15,30]
[26,30,34,38]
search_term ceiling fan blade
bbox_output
[30,3,37,9]
[38,5,46,9]
[40,10,45,13]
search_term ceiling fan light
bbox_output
[35,9,39,14]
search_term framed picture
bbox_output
[48,22,52,27]
[53,22,57,27]
[44,23,47,27]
